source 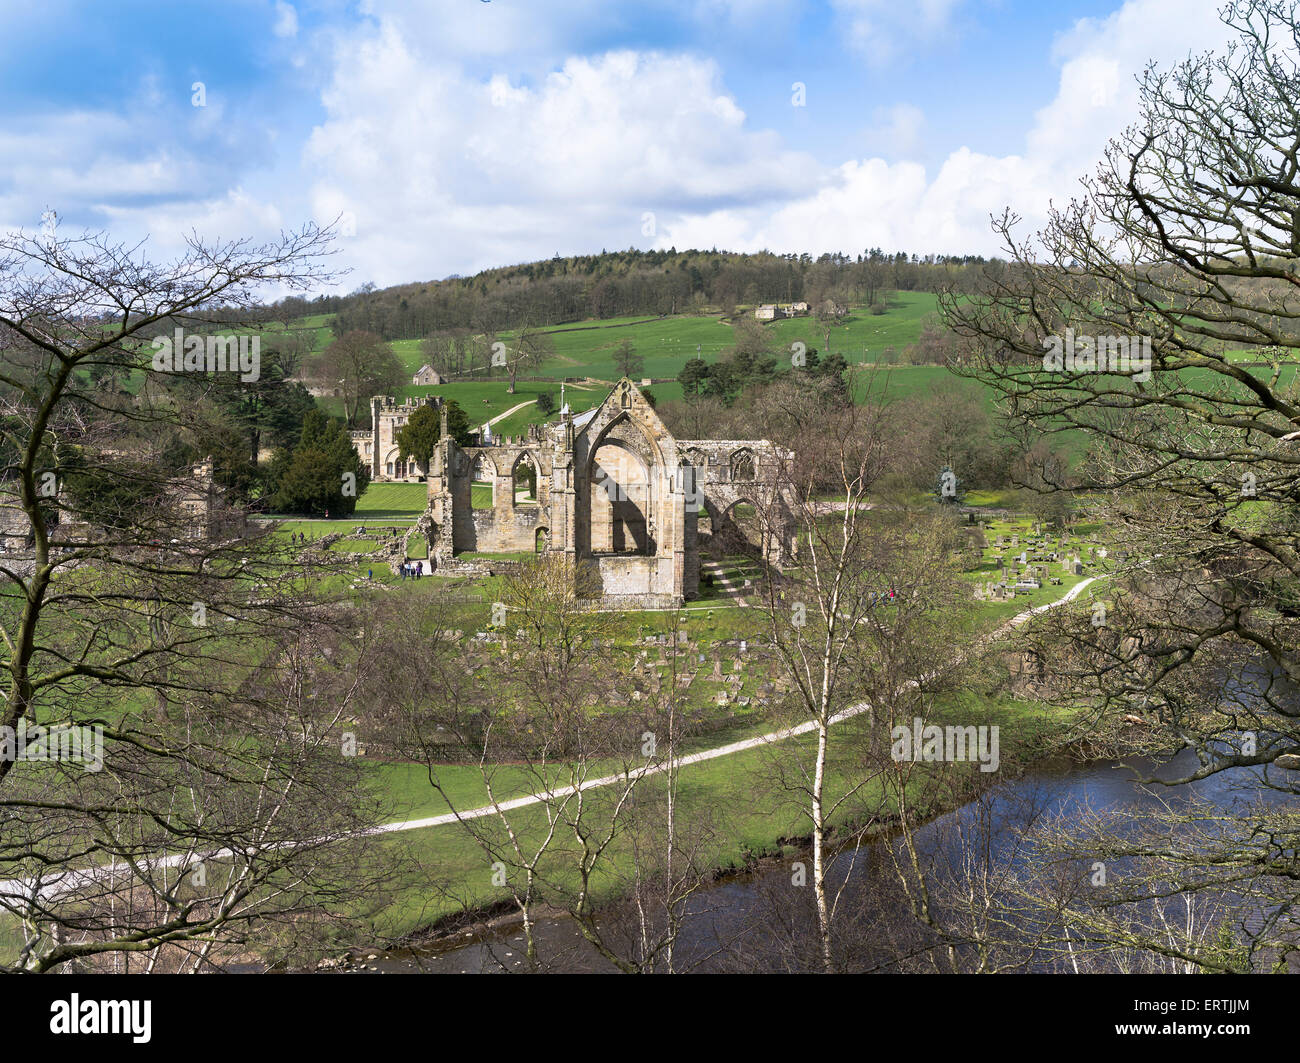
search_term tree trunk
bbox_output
[811,719,833,973]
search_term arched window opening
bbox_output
[513,454,539,506]
[730,449,755,482]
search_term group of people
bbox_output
[398,560,423,580]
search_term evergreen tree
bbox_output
[271,409,370,516]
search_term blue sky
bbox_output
[0,0,1234,288]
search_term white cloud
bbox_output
[0,99,288,268]
[829,0,966,65]
[303,25,821,282]
[659,0,1231,257]
[100,188,286,247]
[0,0,1240,288]
[273,1,298,39]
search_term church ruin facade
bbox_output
[422,379,796,607]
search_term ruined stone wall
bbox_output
[678,438,796,564]
[421,380,795,607]
[428,440,554,555]
[588,555,682,609]
[571,379,688,603]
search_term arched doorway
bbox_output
[717,498,762,556]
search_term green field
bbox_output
[304,295,944,437]
[354,482,428,518]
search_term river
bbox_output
[335,747,1294,973]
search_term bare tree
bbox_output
[310,329,404,425]
[743,373,973,970]
[0,221,394,972]
[501,322,555,394]
[940,0,1300,959]
[377,558,714,972]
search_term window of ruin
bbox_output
[730,449,755,482]
[512,454,539,506]
[470,454,497,510]
[589,442,651,555]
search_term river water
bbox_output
[347,748,1296,974]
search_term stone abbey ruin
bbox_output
[415,378,797,607]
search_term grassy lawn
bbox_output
[355,482,428,518]
[355,687,1085,942]
[262,485,426,526]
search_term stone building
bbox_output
[422,378,796,607]
[170,458,246,540]
[754,302,809,320]
[351,394,443,482]
[412,364,442,386]
[0,492,29,553]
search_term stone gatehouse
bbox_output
[423,378,796,606]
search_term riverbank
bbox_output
[323,729,1300,974]
[309,704,1119,973]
